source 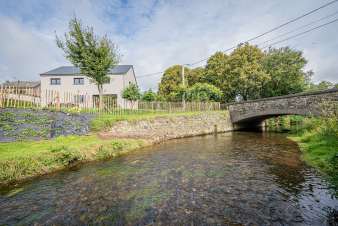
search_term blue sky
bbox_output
[0,0,337,90]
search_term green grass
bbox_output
[0,135,148,186]
[287,115,338,187]
[90,111,203,131]
[0,110,223,186]
[267,107,338,188]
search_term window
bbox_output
[50,78,61,85]
[74,78,84,85]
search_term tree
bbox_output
[163,85,187,102]
[204,52,234,102]
[262,47,309,97]
[122,83,141,102]
[186,83,223,102]
[187,67,204,86]
[155,94,166,102]
[56,17,120,109]
[158,65,190,99]
[307,81,335,91]
[141,89,157,102]
[227,43,269,101]
[158,44,316,102]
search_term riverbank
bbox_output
[0,135,150,187]
[99,111,233,142]
[288,117,338,187]
[0,111,232,187]
[267,115,338,187]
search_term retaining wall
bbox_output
[105,111,233,143]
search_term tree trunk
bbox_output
[98,84,104,111]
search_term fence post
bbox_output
[10,86,13,107]
[0,85,3,108]
[29,87,33,108]
[56,91,61,111]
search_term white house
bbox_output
[40,65,137,108]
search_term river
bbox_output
[0,132,337,225]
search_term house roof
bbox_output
[40,65,133,76]
[2,81,40,88]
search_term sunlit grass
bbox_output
[0,135,147,186]
[288,113,338,187]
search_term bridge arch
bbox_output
[228,88,338,130]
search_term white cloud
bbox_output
[0,16,66,81]
[0,0,337,90]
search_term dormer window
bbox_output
[74,78,84,85]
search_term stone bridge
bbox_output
[228,88,338,129]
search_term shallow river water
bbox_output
[0,132,337,225]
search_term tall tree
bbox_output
[56,17,120,109]
[158,65,190,99]
[187,67,204,86]
[262,47,309,97]
[227,43,269,101]
[204,52,234,101]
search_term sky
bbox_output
[0,0,337,91]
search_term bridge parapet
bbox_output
[228,88,338,124]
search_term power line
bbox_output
[187,0,338,66]
[245,0,338,43]
[136,0,338,78]
[261,18,338,49]
[256,10,338,47]
[137,70,164,78]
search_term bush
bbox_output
[122,84,141,101]
[186,83,223,102]
[141,89,157,102]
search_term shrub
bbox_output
[122,84,141,102]
[141,89,157,102]
[186,83,223,102]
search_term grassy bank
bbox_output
[0,111,207,186]
[288,116,338,187]
[0,134,148,186]
[267,110,338,187]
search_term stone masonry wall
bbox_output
[229,89,338,123]
[105,111,233,143]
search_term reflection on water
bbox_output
[0,132,337,225]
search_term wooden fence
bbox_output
[0,86,223,114]
[137,101,221,112]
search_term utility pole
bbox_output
[182,64,186,110]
